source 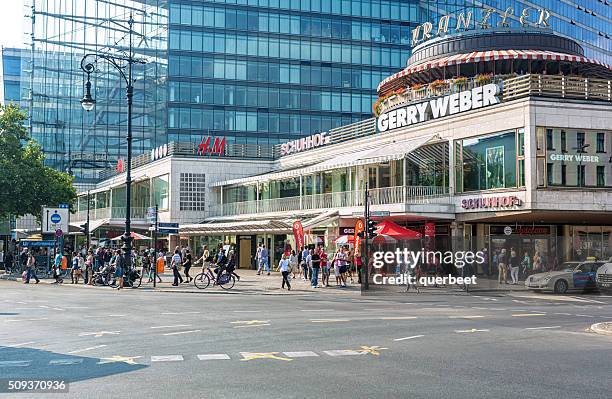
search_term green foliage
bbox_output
[0,103,76,218]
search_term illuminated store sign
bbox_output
[549,153,602,163]
[412,7,551,47]
[197,136,226,156]
[461,195,523,210]
[281,132,330,156]
[377,83,500,133]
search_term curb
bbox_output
[590,322,612,336]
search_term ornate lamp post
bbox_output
[80,15,145,268]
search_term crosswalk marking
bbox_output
[150,324,192,329]
[197,354,231,360]
[512,313,546,317]
[455,329,490,333]
[379,316,418,320]
[49,358,84,365]
[151,355,184,362]
[310,319,350,323]
[68,345,107,354]
[394,335,424,342]
[524,326,561,330]
[323,350,362,356]
[283,351,319,358]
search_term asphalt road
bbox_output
[1,280,611,399]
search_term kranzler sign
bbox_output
[377,83,500,133]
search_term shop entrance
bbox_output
[239,236,252,269]
[488,225,556,272]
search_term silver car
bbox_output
[525,261,603,294]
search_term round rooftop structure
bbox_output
[377,30,612,96]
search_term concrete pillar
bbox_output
[448,139,455,195]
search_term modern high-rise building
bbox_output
[4,1,610,183]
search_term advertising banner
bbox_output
[354,219,365,252]
[292,220,304,250]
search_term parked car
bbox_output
[596,262,612,294]
[525,261,604,294]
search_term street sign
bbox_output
[158,222,179,228]
[42,207,70,234]
[370,211,390,217]
[55,229,63,237]
[158,228,179,235]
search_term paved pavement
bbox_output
[0,279,611,398]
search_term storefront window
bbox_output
[407,143,449,187]
[111,186,126,209]
[279,178,299,197]
[540,128,612,188]
[152,175,169,210]
[458,131,517,192]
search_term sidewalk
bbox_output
[0,268,362,296]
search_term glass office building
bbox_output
[24,0,168,185]
[7,0,611,182]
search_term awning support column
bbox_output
[299,175,303,210]
[402,157,407,204]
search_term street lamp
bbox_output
[79,15,145,270]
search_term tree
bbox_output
[0,103,77,219]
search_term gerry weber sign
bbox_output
[281,132,330,156]
[411,7,551,47]
[377,83,500,133]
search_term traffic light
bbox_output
[367,220,378,239]
[80,222,89,234]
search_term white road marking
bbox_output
[394,335,425,342]
[108,314,126,317]
[0,360,31,367]
[161,311,201,315]
[151,355,184,362]
[5,318,48,322]
[197,354,231,360]
[68,345,107,354]
[49,358,84,365]
[78,331,120,338]
[150,324,192,329]
[512,313,546,317]
[283,351,319,358]
[1,341,35,349]
[575,314,595,317]
[163,329,201,336]
[571,297,606,304]
[83,315,109,319]
[39,305,50,309]
[310,319,350,323]
[300,309,336,312]
[233,324,270,328]
[524,326,561,330]
[455,329,490,333]
[323,350,362,356]
[52,308,65,311]
[471,307,489,310]
[379,316,418,320]
[449,315,485,319]
[554,312,572,316]
[63,306,89,309]
[232,310,262,313]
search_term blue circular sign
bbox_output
[50,213,61,223]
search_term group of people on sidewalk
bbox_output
[269,245,362,291]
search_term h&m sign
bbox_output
[411,6,551,47]
[197,136,226,156]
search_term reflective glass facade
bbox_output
[25,0,167,184]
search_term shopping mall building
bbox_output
[74,27,612,271]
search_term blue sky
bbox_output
[0,0,25,48]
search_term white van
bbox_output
[596,262,612,294]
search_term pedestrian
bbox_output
[509,248,519,284]
[25,250,40,284]
[85,249,94,285]
[71,252,82,284]
[311,246,321,288]
[52,251,63,284]
[276,254,291,290]
[195,245,211,273]
[171,248,183,286]
[320,249,330,287]
[301,247,309,280]
[497,248,507,284]
[226,250,240,281]
[521,251,531,279]
[114,249,125,290]
[289,250,298,279]
[346,246,355,283]
[481,247,489,276]
[297,246,303,279]
[355,249,363,284]
[336,247,348,287]
[4,250,13,274]
[183,249,192,283]
[258,244,270,276]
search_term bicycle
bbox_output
[193,266,235,290]
[108,268,142,289]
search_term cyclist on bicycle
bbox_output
[213,249,228,282]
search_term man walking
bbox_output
[310,246,321,288]
[171,248,183,286]
[497,248,507,284]
[301,247,310,280]
[258,245,270,276]
[24,250,40,284]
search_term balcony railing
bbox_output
[211,185,450,217]
[377,74,611,116]
[72,207,148,223]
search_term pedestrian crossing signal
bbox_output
[367,220,378,239]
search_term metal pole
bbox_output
[153,204,158,288]
[122,16,135,272]
[86,190,90,250]
[364,181,369,290]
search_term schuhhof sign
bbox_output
[461,195,523,210]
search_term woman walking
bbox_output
[71,252,82,284]
[289,250,298,279]
[320,249,330,287]
[276,254,291,290]
[114,249,125,290]
[183,249,193,283]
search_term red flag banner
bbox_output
[292,220,304,250]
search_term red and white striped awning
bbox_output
[378,50,612,93]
